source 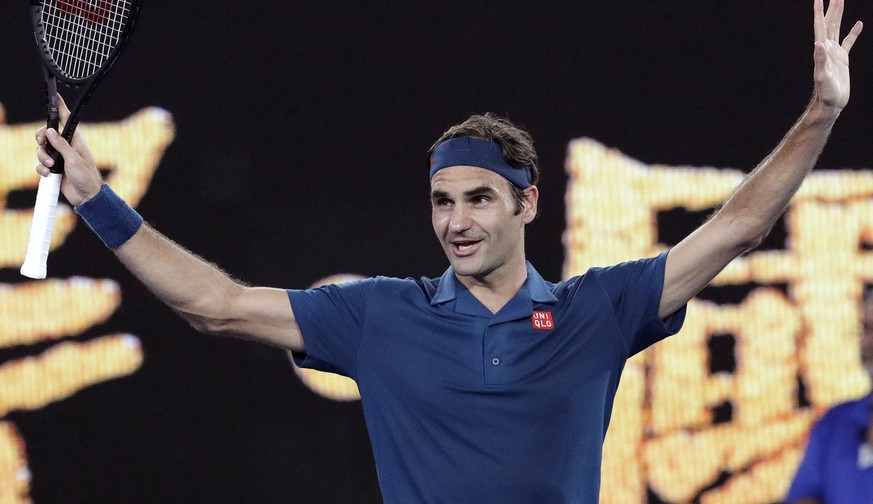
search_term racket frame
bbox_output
[30,0,143,172]
[21,0,142,279]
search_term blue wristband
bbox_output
[74,184,144,248]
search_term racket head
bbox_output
[30,0,142,85]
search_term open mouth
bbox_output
[451,240,482,256]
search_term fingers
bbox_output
[814,0,862,53]
[814,0,826,43]
[812,41,829,82]
[35,128,76,175]
[843,20,864,53]
[33,96,98,180]
[35,164,52,177]
[55,93,91,153]
[55,93,74,146]
[45,128,75,159]
[34,126,52,175]
[57,93,71,126]
[34,126,47,146]
[35,143,54,176]
[824,0,844,42]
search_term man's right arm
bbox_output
[35,100,303,352]
[114,223,303,350]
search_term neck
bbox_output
[455,258,528,314]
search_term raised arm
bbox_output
[35,97,303,351]
[659,0,863,319]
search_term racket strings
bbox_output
[41,0,131,80]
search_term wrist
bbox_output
[70,185,102,208]
[74,184,143,248]
[806,94,843,123]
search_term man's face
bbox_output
[430,166,537,285]
[862,297,873,377]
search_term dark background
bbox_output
[1,1,872,502]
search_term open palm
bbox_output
[814,0,863,110]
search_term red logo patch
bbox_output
[531,311,554,330]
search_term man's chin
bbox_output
[448,258,489,279]
[451,264,481,278]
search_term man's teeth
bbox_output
[457,243,475,250]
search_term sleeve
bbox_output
[784,417,828,503]
[594,251,686,355]
[287,277,378,378]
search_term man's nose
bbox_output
[449,205,473,233]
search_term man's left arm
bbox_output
[660,0,862,319]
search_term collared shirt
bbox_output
[288,253,685,503]
[786,393,873,503]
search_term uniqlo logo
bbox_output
[531,311,554,330]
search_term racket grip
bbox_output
[20,173,63,279]
[46,92,65,174]
[47,147,65,174]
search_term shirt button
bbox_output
[491,357,500,366]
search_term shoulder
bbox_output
[580,253,669,299]
[826,394,870,416]
[546,275,584,299]
[290,274,451,307]
[814,394,871,431]
[588,253,668,279]
[349,275,441,304]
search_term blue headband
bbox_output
[429,136,532,188]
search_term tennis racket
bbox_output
[21,0,143,279]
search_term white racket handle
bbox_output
[20,173,63,279]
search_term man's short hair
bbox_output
[428,113,540,215]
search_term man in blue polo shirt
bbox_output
[785,293,873,504]
[289,125,687,502]
[33,0,862,502]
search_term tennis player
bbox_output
[33,0,862,502]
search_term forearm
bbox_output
[659,0,861,319]
[113,222,244,335]
[72,184,302,348]
[73,183,243,334]
[661,100,840,318]
[713,97,839,248]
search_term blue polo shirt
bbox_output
[786,394,873,503]
[288,252,685,503]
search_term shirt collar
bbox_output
[430,262,558,306]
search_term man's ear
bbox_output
[522,185,539,224]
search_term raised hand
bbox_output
[35,94,103,207]
[813,0,863,111]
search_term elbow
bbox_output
[186,314,232,336]
[718,213,768,255]
[725,233,764,260]
[738,233,765,254]
[176,282,247,337]
[175,292,242,337]
[177,311,233,337]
